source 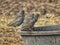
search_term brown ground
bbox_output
[0,0,60,45]
[0,0,60,28]
[0,28,23,45]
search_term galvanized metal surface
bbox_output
[19,31,60,45]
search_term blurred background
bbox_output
[0,0,60,28]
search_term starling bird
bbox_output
[8,9,25,27]
[21,13,39,31]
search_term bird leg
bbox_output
[28,28,33,32]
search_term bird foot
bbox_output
[28,28,33,32]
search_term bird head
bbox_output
[21,10,25,14]
[31,13,39,19]
[33,13,39,21]
[34,14,39,18]
[19,9,25,16]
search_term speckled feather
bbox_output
[21,13,39,31]
[8,9,25,27]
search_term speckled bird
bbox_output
[8,9,25,27]
[20,13,39,31]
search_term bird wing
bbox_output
[8,17,23,26]
[28,15,39,28]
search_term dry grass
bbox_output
[0,28,23,45]
[0,0,60,28]
[0,0,60,45]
